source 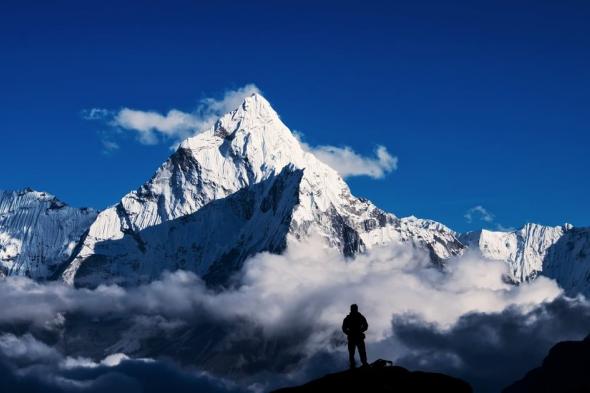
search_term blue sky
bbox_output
[1,0,588,233]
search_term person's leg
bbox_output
[358,339,368,366]
[347,339,356,368]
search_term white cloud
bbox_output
[100,139,120,154]
[198,84,262,115]
[0,333,60,364]
[113,108,200,144]
[101,84,261,146]
[464,205,517,232]
[310,145,397,179]
[81,108,111,120]
[464,205,494,223]
[294,132,397,179]
[220,240,560,341]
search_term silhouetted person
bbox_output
[342,304,369,368]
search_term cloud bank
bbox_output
[0,239,581,392]
[391,296,590,392]
[0,333,243,393]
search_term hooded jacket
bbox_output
[342,311,368,339]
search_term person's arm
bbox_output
[342,317,349,335]
[361,315,368,332]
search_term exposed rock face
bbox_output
[0,189,97,280]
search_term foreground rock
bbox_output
[503,335,590,393]
[272,360,472,393]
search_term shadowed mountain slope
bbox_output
[503,335,590,393]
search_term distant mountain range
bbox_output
[1,94,588,294]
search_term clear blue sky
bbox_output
[1,0,588,233]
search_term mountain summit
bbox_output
[272,360,472,393]
[61,93,462,287]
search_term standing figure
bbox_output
[342,304,369,368]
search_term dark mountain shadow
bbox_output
[542,227,590,296]
[503,334,590,393]
[271,359,472,393]
[73,166,304,288]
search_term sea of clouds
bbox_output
[1,239,589,392]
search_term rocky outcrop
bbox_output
[272,360,472,393]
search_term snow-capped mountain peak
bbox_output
[61,93,463,286]
[178,92,314,191]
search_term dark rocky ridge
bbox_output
[503,335,590,393]
[271,360,472,393]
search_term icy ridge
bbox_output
[0,189,97,279]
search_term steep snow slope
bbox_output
[71,166,304,287]
[0,189,97,279]
[459,223,590,295]
[542,227,590,296]
[459,224,568,282]
[63,93,463,286]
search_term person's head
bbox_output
[350,304,358,313]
